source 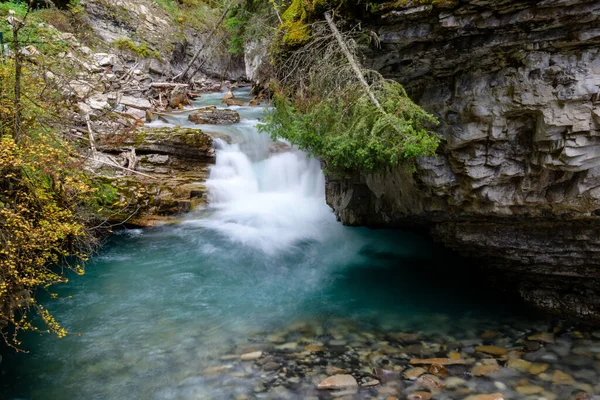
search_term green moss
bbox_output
[112,37,162,60]
[280,0,311,46]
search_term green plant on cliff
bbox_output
[261,15,439,171]
[112,37,162,60]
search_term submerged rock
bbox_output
[240,351,262,361]
[316,374,358,390]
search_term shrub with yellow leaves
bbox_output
[0,45,101,349]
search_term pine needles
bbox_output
[261,16,440,171]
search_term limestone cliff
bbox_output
[326,0,600,320]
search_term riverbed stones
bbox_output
[428,363,448,377]
[471,363,501,377]
[316,374,358,390]
[464,394,504,400]
[416,374,444,392]
[404,367,427,380]
[201,365,232,375]
[409,357,469,365]
[375,368,401,383]
[407,391,432,400]
[240,351,262,361]
[475,346,507,356]
[552,370,576,385]
[528,332,555,344]
[515,383,545,395]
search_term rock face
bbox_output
[326,0,600,320]
[95,127,218,225]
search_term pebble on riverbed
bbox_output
[191,318,600,399]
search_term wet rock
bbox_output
[263,361,280,371]
[474,346,507,356]
[409,358,469,366]
[570,391,593,400]
[516,384,544,395]
[201,365,232,375]
[375,368,401,383]
[316,374,358,390]
[325,366,347,375]
[404,367,427,380]
[188,108,240,124]
[361,378,380,387]
[416,374,444,392]
[552,370,576,385]
[446,364,470,377]
[222,98,244,106]
[464,394,504,400]
[240,351,262,361]
[275,342,298,352]
[428,363,448,377]
[444,377,466,389]
[304,344,324,352]
[471,363,501,377]
[528,362,549,375]
[223,90,234,100]
[528,332,555,344]
[524,349,559,363]
[376,386,399,396]
[506,358,531,372]
[523,340,542,352]
[407,391,432,400]
[168,85,190,108]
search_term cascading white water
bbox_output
[195,135,337,254]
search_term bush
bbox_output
[261,79,439,171]
[0,41,100,349]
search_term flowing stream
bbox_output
[3,90,594,400]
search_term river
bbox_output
[1,89,597,400]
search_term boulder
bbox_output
[188,108,240,125]
[222,98,244,106]
[97,126,215,160]
[168,85,190,109]
[91,53,118,67]
[107,93,153,110]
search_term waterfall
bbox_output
[194,131,336,254]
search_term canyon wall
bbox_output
[326,0,600,320]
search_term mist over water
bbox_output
[0,89,534,400]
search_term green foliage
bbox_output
[261,79,439,171]
[153,0,222,31]
[0,0,28,17]
[280,0,311,46]
[0,0,92,55]
[112,37,161,60]
[225,5,250,54]
[0,56,101,348]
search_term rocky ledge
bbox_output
[326,0,600,320]
[92,126,221,226]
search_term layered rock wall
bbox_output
[326,0,600,320]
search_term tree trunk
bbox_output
[324,12,382,112]
[12,23,22,142]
